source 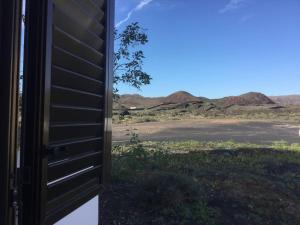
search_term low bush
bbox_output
[102,140,300,225]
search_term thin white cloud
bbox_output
[219,0,248,13]
[240,14,255,23]
[136,0,153,10]
[116,0,154,28]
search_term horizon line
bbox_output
[118,91,300,99]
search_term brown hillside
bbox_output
[270,95,300,106]
[116,91,277,109]
[219,92,275,106]
[117,91,202,109]
[117,94,163,108]
[164,91,202,104]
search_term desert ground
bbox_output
[113,119,300,145]
[113,91,300,145]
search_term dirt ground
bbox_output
[113,119,300,144]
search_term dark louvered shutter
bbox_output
[21,0,114,224]
[0,1,21,225]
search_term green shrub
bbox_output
[136,172,217,225]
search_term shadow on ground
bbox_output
[100,144,300,225]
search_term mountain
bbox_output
[116,94,163,108]
[219,92,275,106]
[270,95,300,106]
[163,91,202,104]
[116,91,277,109]
[116,91,202,109]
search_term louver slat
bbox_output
[45,179,100,224]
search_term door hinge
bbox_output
[10,167,31,210]
[9,171,19,210]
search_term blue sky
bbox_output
[115,0,300,98]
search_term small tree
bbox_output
[114,22,151,97]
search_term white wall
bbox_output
[54,196,99,225]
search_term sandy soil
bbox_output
[113,119,300,144]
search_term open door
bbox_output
[0,0,21,225]
[20,0,114,224]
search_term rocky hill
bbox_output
[116,91,277,109]
[116,91,203,109]
[116,94,163,108]
[163,91,203,104]
[219,92,275,106]
[270,95,300,106]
